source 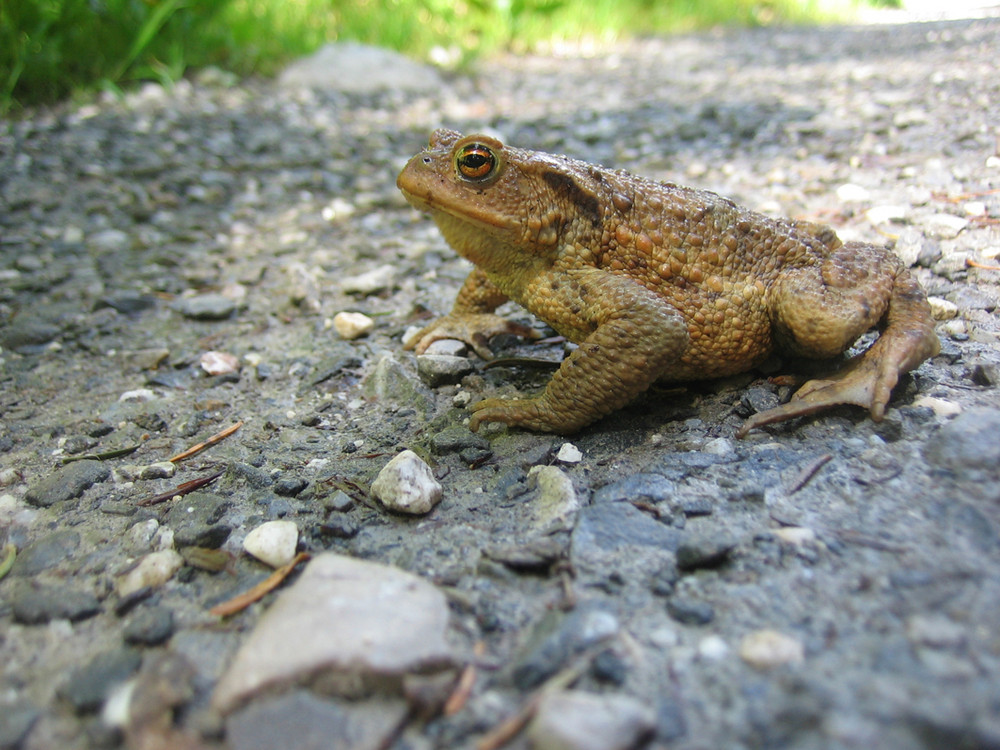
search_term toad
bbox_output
[396,129,939,435]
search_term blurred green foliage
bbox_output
[1,0,868,114]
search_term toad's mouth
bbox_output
[396,171,517,233]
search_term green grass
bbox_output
[0,0,886,115]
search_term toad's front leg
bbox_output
[469,269,689,434]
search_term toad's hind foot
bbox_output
[737,327,936,437]
[736,357,885,437]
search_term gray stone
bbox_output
[924,408,1000,480]
[416,353,475,386]
[0,316,60,350]
[171,293,237,320]
[123,606,175,646]
[511,602,620,690]
[362,352,430,414]
[430,426,491,456]
[572,503,681,554]
[666,596,715,626]
[278,42,443,94]
[226,691,408,750]
[163,491,232,548]
[212,553,456,714]
[592,473,675,504]
[10,582,101,624]
[59,647,142,712]
[0,700,40,749]
[527,689,656,750]
[675,534,736,571]
[10,530,81,575]
[89,228,131,253]
[24,459,109,507]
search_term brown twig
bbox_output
[786,453,833,494]
[169,420,243,463]
[138,469,225,507]
[476,649,596,750]
[933,187,1000,203]
[61,443,142,464]
[967,258,1000,271]
[443,664,478,717]
[209,552,311,617]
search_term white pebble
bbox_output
[739,629,804,669]
[836,183,871,203]
[922,213,968,239]
[773,527,816,546]
[200,350,241,375]
[371,450,442,515]
[332,311,375,340]
[927,296,958,320]
[703,437,734,456]
[556,442,583,463]
[138,461,176,480]
[117,549,183,597]
[340,264,395,295]
[698,635,730,660]
[119,388,156,402]
[911,396,962,417]
[243,520,299,568]
[865,204,907,226]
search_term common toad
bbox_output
[397,129,940,435]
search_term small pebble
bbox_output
[922,213,968,240]
[172,293,237,320]
[911,396,962,417]
[340,264,395,295]
[200,350,241,375]
[243,520,299,568]
[117,549,183,597]
[698,635,730,660]
[119,388,156,402]
[416,354,474,386]
[123,606,175,646]
[527,689,656,750]
[865,204,908,225]
[905,614,966,649]
[739,629,805,669]
[556,442,583,463]
[927,296,959,320]
[836,183,871,203]
[773,527,817,545]
[666,597,715,626]
[527,465,580,530]
[332,311,375,340]
[370,450,443,515]
[138,462,176,480]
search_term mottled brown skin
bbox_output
[396,129,940,435]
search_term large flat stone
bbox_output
[212,553,456,714]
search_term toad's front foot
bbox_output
[469,395,586,435]
[406,313,541,360]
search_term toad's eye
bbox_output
[456,144,497,181]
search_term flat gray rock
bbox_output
[24,460,109,508]
[278,42,443,93]
[212,552,456,714]
[528,689,656,750]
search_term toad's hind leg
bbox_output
[738,243,939,437]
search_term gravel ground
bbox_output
[2,14,1000,750]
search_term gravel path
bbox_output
[2,15,1000,750]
